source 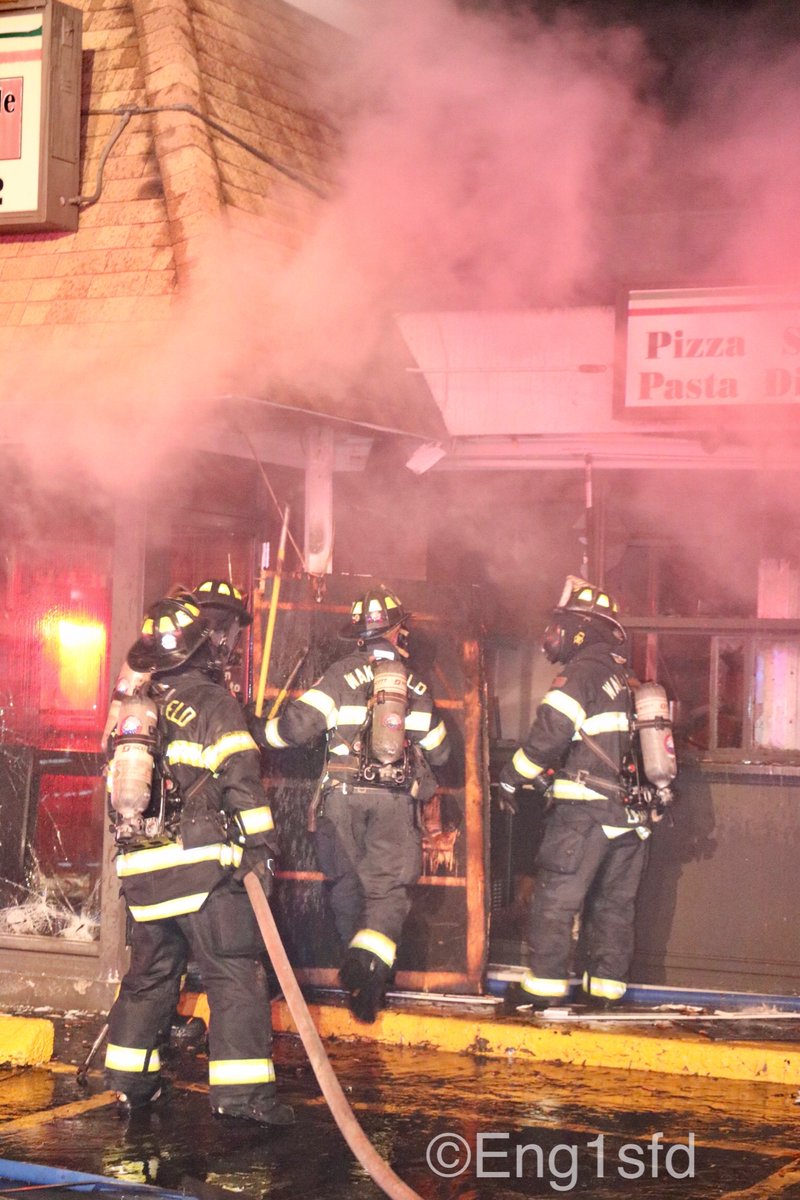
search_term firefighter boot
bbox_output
[503,984,566,1015]
[212,1094,295,1127]
[340,948,391,1024]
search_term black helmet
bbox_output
[193,579,252,627]
[542,576,626,664]
[128,598,209,674]
[340,586,409,641]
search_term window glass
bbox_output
[0,527,110,940]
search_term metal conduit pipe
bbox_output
[244,875,423,1200]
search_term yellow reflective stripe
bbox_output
[419,720,446,752]
[128,892,210,921]
[105,1043,161,1073]
[349,928,397,967]
[116,841,240,876]
[551,779,607,801]
[602,825,633,839]
[204,731,258,771]
[520,973,569,998]
[299,688,338,728]
[338,704,368,726]
[511,748,543,780]
[542,689,586,730]
[166,740,205,768]
[329,743,349,755]
[208,1058,276,1087]
[405,711,431,733]
[236,806,274,835]
[580,712,629,736]
[165,731,257,771]
[265,718,289,748]
[583,972,626,1001]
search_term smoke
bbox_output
[5,0,800,492]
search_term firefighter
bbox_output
[251,585,450,1023]
[498,577,650,1011]
[104,597,294,1126]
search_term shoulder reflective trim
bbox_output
[337,704,368,727]
[542,689,586,730]
[116,841,239,876]
[552,779,607,801]
[208,1058,276,1087]
[581,712,629,737]
[405,710,432,733]
[299,688,338,728]
[128,892,210,921]
[236,806,275,835]
[104,1043,161,1074]
[511,747,543,780]
[582,972,626,1001]
[419,719,446,751]
[520,972,569,998]
[165,731,258,772]
[265,718,289,749]
[349,928,397,967]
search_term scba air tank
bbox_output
[109,694,159,826]
[102,660,153,746]
[370,658,409,764]
[634,682,677,790]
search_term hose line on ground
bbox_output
[243,874,423,1200]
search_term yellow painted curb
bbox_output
[0,1013,54,1066]
[178,992,800,1087]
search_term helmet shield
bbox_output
[543,577,626,663]
[194,579,252,627]
[340,586,409,641]
[128,598,209,675]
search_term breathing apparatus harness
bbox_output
[354,654,412,788]
[557,675,677,823]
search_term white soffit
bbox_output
[397,308,665,438]
[282,0,368,34]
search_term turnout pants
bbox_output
[105,881,275,1109]
[527,803,648,992]
[314,785,422,952]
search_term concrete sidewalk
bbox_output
[177,991,800,1089]
[5,990,800,1089]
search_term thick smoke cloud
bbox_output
[5,0,800,494]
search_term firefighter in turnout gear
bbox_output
[498,577,650,1012]
[252,586,450,1023]
[104,597,294,1126]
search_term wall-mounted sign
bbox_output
[0,0,81,233]
[617,286,800,415]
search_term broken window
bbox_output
[0,475,110,941]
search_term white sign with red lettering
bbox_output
[621,287,800,410]
[0,10,42,215]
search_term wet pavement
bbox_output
[2,1011,800,1200]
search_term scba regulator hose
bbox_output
[244,875,423,1200]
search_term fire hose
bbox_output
[243,874,423,1200]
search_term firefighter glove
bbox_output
[496,765,519,815]
[244,702,268,749]
[233,844,276,895]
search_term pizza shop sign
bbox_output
[618,287,800,413]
